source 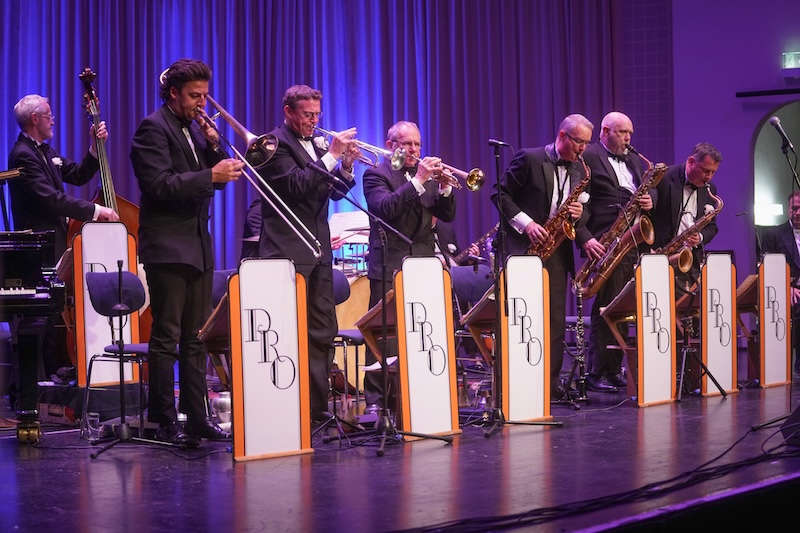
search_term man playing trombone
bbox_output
[362,120,456,411]
[130,58,243,444]
[256,84,359,423]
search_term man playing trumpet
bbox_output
[362,120,457,411]
[256,84,360,424]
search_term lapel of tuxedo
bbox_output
[34,141,62,187]
[161,107,200,170]
[278,124,315,168]
[542,158,555,214]
[671,169,685,230]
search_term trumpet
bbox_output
[313,126,394,167]
[314,127,484,191]
[196,97,322,259]
[391,148,485,191]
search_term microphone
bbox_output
[769,116,795,153]
[488,138,511,148]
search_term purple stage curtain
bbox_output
[1,0,632,269]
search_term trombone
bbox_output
[313,127,484,191]
[196,95,322,259]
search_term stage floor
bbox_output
[2,381,800,532]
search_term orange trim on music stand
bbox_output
[758,262,766,386]
[542,267,551,418]
[74,234,87,388]
[731,264,738,388]
[635,266,644,406]
[500,270,509,417]
[229,274,246,461]
[295,273,312,451]
[786,264,792,382]
[394,271,412,435]
[669,266,676,402]
[442,269,460,433]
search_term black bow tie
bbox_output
[301,136,313,142]
[554,159,571,168]
[607,151,627,163]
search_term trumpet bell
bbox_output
[466,168,484,191]
[245,134,279,169]
[390,148,407,171]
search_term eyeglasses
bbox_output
[565,131,590,146]
[34,111,55,121]
[299,111,322,120]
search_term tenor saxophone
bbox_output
[574,146,667,296]
[653,185,723,273]
[528,156,591,260]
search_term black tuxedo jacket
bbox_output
[650,163,719,259]
[760,221,800,282]
[492,145,588,271]
[576,142,649,246]
[8,133,99,259]
[256,123,355,268]
[363,159,456,280]
[130,105,226,271]
[433,220,461,264]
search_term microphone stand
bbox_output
[483,140,563,438]
[315,162,453,454]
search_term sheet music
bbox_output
[328,211,369,244]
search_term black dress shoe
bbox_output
[586,375,619,393]
[606,372,627,388]
[185,420,231,441]
[550,384,566,401]
[156,422,199,447]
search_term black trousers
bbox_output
[295,262,338,417]
[144,263,212,425]
[588,250,636,378]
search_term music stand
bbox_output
[674,287,727,399]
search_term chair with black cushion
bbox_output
[81,263,166,457]
[331,268,366,404]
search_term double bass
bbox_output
[63,68,152,364]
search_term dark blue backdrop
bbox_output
[1,0,670,269]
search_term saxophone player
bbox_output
[650,142,722,289]
[493,114,592,401]
[576,112,654,392]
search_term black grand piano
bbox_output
[1,230,65,441]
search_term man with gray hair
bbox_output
[362,120,456,410]
[493,113,592,401]
[8,94,118,262]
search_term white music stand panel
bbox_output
[636,254,675,406]
[397,256,458,436]
[504,255,549,421]
[760,253,790,386]
[702,253,737,395]
[78,222,134,385]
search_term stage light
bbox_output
[781,52,800,78]
[753,201,783,226]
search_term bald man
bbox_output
[576,112,655,393]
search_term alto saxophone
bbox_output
[528,156,591,260]
[653,185,723,273]
[574,146,667,297]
